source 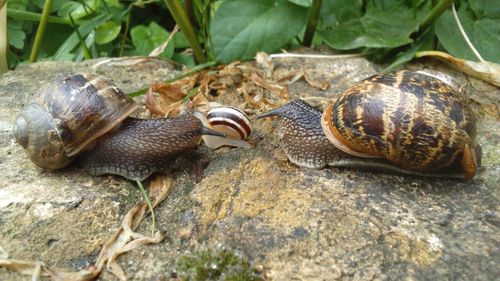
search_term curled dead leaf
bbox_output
[0,176,174,281]
[416,51,500,88]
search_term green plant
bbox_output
[176,247,262,281]
[4,0,499,72]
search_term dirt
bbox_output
[0,53,498,280]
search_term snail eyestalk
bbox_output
[256,108,285,119]
[201,126,226,138]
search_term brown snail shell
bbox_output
[13,73,139,169]
[258,70,480,180]
[13,73,225,180]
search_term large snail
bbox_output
[258,70,480,180]
[13,73,251,181]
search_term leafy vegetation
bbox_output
[3,0,499,72]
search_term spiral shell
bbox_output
[321,70,478,179]
[13,73,139,169]
[195,106,252,149]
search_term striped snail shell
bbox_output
[258,70,480,180]
[195,106,252,149]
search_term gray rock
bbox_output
[0,55,498,280]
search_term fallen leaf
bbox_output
[416,51,500,88]
[0,176,174,281]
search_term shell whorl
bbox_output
[196,106,252,149]
[322,70,477,175]
[13,73,139,170]
[42,73,139,157]
[206,107,252,140]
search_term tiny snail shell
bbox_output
[258,70,480,180]
[194,106,252,149]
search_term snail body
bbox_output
[258,70,480,180]
[13,73,225,181]
[78,114,213,180]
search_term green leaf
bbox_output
[172,53,196,68]
[7,22,26,49]
[211,0,308,63]
[53,14,111,60]
[40,23,74,55]
[435,1,500,63]
[468,0,500,19]
[95,21,121,44]
[104,0,124,8]
[287,0,312,7]
[57,0,97,19]
[8,0,30,10]
[317,0,431,50]
[173,31,190,49]
[319,0,362,27]
[384,27,435,71]
[130,22,175,58]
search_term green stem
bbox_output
[163,0,206,63]
[7,9,74,24]
[136,180,156,236]
[70,14,91,60]
[127,60,216,97]
[29,0,55,62]
[119,12,131,57]
[181,87,200,103]
[184,0,195,26]
[303,0,322,46]
[413,0,454,39]
[0,2,7,73]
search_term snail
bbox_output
[194,106,252,149]
[13,73,230,181]
[257,70,480,180]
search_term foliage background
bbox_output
[3,0,500,71]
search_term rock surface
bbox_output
[0,55,499,280]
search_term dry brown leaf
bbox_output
[255,52,274,77]
[144,54,330,116]
[416,51,500,88]
[146,81,187,116]
[0,176,174,281]
[303,72,330,90]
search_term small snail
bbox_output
[194,106,252,149]
[258,70,480,180]
[13,73,227,181]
